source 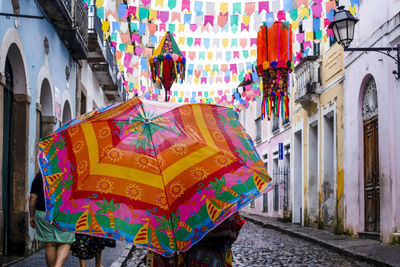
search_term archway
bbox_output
[1,43,30,256]
[62,100,72,125]
[361,77,380,233]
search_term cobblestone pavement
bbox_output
[124,221,374,267]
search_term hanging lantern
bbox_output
[257,21,292,120]
[149,31,186,101]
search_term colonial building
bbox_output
[343,0,400,244]
[0,0,122,259]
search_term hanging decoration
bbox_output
[149,31,186,101]
[257,21,292,120]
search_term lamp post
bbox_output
[328,6,400,79]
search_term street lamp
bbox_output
[328,6,400,79]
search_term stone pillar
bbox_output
[9,94,30,255]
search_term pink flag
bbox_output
[159,23,166,32]
[217,14,228,28]
[189,51,196,60]
[240,38,247,48]
[325,1,337,14]
[324,18,331,27]
[131,34,140,44]
[304,41,312,49]
[296,33,305,43]
[144,47,152,57]
[158,11,169,23]
[194,38,201,46]
[241,24,249,32]
[312,3,322,18]
[258,1,269,13]
[127,67,133,74]
[171,12,181,22]
[127,6,137,17]
[141,0,151,6]
[201,77,207,84]
[182,0,190,12]
[297,0,308,8]
[277,10,286,21]
[201,24,209,32]
[120,33,130,44]
[326,28,334,37]
[233,51,240,59]
[124,54,132,67]
[244,2,255,16]
[148,23,157,34]
[216,77,222,83]
[221,64,228,72]
[190,24,198,32]
[204,15,214,26]
[250,38,257,46]
[224,77,230,83]
[230,64,237,75]
[135,46,143,56]
[198,91,202,97]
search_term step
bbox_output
[358,231,380,241]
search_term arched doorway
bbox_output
[1,44,30,255]
[62,100,72,125]
[362,77,380,233]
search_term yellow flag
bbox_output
[194,77,199,84]
[306,32,313,41]
[348,5,356,15]
[179,37,185,45]
[155,0,164,8]
[126,45,134,54]
[300,8,309,19]
[149,10,157,21]
[207,52,213,60]
[96,0,104,8]
[179,91,184,97]
[324,35,327,43]
[210,91,214,96]
[222,39,228,48]
[205,64,211,72]
[250,50,256,56]
[232,75,238,82]
[220,3,228,15]
[102,21,109,32]
[178,24,185,33]
[242,15,250,26]
[292,19,299,31]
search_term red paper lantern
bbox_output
[257,21,292,120]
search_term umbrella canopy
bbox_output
[38,97,272,257]
[149,32,186,100]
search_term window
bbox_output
[250,200,255,208]
[255,118,262,142]
[262,193,268,212]
[272,113,279,133]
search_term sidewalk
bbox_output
[241,212,400,267]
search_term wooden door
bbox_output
[363,116,380,232]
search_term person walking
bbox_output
[29,172,75,267]
[71,234,106,267]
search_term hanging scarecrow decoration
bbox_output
[257,21,292,120]
[149,31,186,101]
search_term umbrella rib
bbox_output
[140,100,179,253]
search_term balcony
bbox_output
[88,9,118,100]
[294,56,321,110]
[37,0,88,59]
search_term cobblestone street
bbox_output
[124,221,373,266]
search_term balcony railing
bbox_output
[37,0,88,59]
[294,56,321,106]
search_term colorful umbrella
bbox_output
[38,97,272,257]
[149,31,186,101]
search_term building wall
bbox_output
[343,1,400,243]
[241,99,291,219]
[291,19,345,233]
[0,0,76,254]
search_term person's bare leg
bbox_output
[95,251,103,267]
[45,242,57,267]
[54,243,71,267]
[79,259,87,267]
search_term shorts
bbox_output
[35,210,75,244]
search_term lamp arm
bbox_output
[344,45,400,79]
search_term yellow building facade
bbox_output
[291,43,345,233]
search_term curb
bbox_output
[242,214,398,267]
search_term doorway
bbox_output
[362,78,380,233]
